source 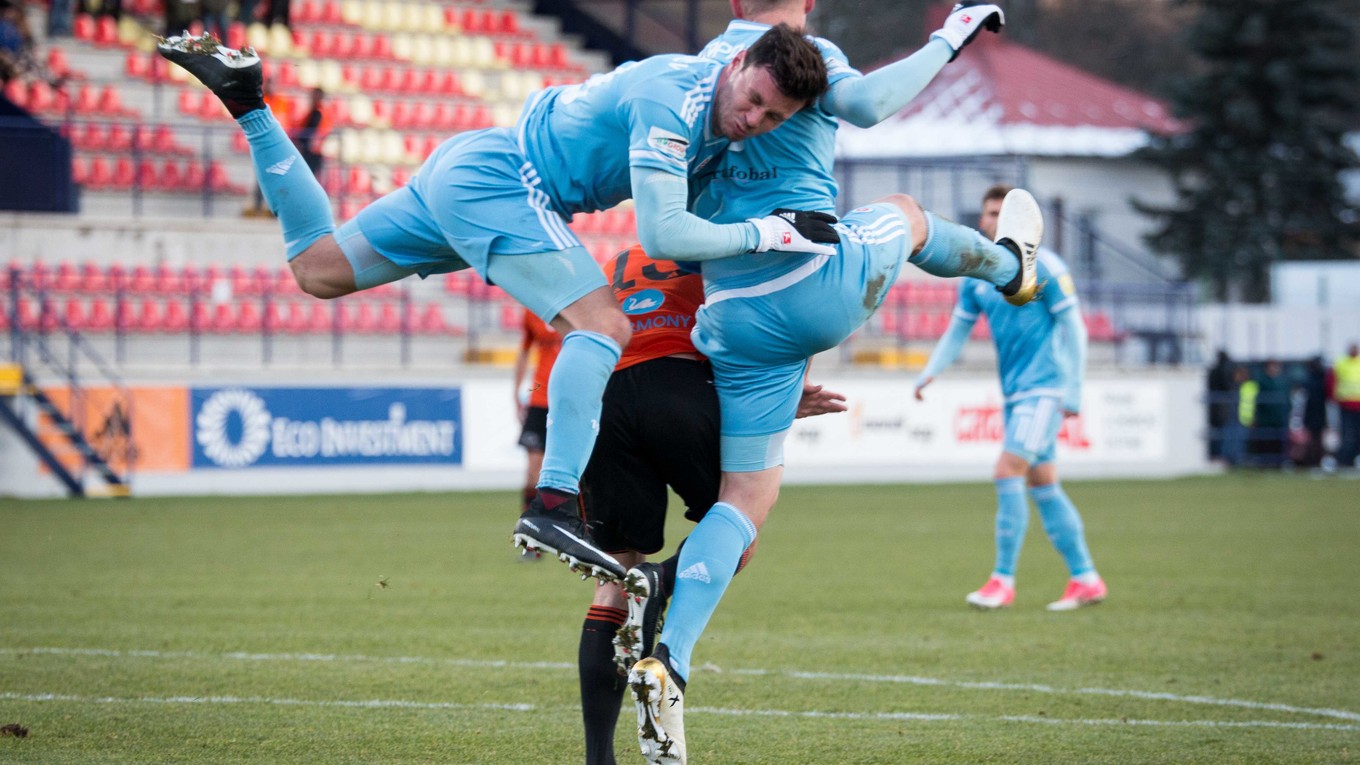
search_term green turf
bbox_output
[1,475,1357,764]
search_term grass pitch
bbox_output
[1,474,1357,764]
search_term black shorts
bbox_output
[581,357,720,555]
[518,405,547,451]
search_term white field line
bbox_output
[3,646,1357,725]
[1,691,1357,733]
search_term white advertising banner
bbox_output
[784,378,1171,470]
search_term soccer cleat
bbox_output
[994,188,1043,306]
[1046,577,1107,611]
[516,546,542,563]
[156,32,264,118]
[629,645,687,765]
[512,495,627,582]
[614,562,668,675]
[965,576,1016,610]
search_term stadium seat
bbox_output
[94,15,118,47]
[85,297,115,331]
[136,159,159,192]
[414,302,447,334]
[110,157,135,190]
[77,261,109,293]
[161,299,189,332]
[73,13,96,42]
[153,263,183,293]
[134,298,163,332]
[304,302,333,333]
[58,298,86,331]
[52,261,80,293]
[71,156,90,186]
[236,301,263,332]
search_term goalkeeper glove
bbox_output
[930,1,1005,62]
[749,209,840,256]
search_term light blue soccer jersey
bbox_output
[692,20,861,292]
[954,249,1081,400]
[516,55,731,217]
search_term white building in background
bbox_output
[835,34,1182,279]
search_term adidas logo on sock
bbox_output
[266,156,297,175]
[677,562,711,584]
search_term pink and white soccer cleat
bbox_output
[1046,577,1107,611]
[965,576,1015,610]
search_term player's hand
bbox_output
[749,209,840,256]
[914,376,933,401]
[796,383,848,419]
[516,402,527,424]
[930,2,1004,61]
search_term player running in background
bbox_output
[915,183,1106,612]
[511,309,561,559]
[577,245,845,765]
[157,25,833,583]
[625,4,1042,763]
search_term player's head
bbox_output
[979,183,1012,240]
[712,23,827,142]
[729,0,815,21]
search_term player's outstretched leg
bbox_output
[629,643,687,765]
[903,189,1042,305]
[615,562,669,675]
[157,33,335,267]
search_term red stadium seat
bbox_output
[415,302,448,334]
[73,14,96,41]
[62,298,89,330]
[71,156,90,186]
[85,297,115,331]
[161,299,189,332]
[111,157,135,190]
[78,261,109,293]
[236,301,263,332]
[133,298,162,332]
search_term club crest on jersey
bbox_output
[647,126,690,162]
[622,289,665,315]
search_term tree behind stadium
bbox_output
[1135,0,1360,302]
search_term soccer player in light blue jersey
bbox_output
[624,4,1046,763]
[915,184,1107,613]
[157,25,835,583]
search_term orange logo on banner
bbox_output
[37,386,190,474]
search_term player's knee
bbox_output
[289,239,356,299]
[593,307,632,350]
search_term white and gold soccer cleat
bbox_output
[629,646,687,765]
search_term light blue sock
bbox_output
[656,502,756,682]
[238,108,335,259]
[910,212,1018,288]
[1031,482,1095,576]
[992,477,1029,577]
[536,330,621,493]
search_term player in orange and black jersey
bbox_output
[512,309,562,524]
[574,244,846,765]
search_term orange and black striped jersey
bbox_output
[604,244,705,372]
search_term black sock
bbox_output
[580,606,627,765]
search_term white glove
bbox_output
[748,209,840,256]
[930,2,1005,61]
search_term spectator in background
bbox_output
[200,0,229,44]
[264,0,289,28]
[0,1,43,85]
[245,81,291,216]
[1251,360,1291,468]
[1206,349,1236,461]
[235,0,257,25]
[1224,364,1251,467]
[1329,342,1360,469]
[1300,356,1328,468]
[292,87,328,176]
[163,0,199,37]
[47,0,74,38]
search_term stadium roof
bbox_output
[836,36,1184,160]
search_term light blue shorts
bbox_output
[333,128,604,321]
[1003,394,1064,465]
[693,202,913,471]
